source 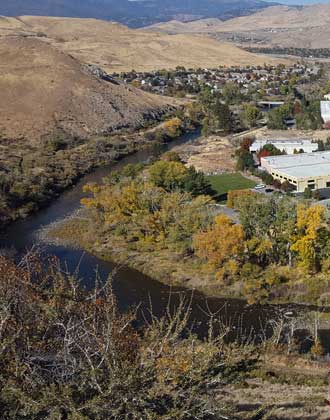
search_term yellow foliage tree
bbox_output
[163,117,183,138]
[193,214,245,271]
[81,179,212,252]
[291,204,325,272]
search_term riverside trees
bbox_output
[82,158,215,254]
[198,193,330,303]
[79,155,330,305]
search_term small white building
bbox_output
[250,139,317,155]
[320,101,330,124]
[261,151,330,192]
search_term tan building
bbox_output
[261,152,330,192]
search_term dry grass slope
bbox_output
[144,5,330,49]
[0,35,171,142]
[0,16,286,74]
[0,15,290,142]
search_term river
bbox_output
[0,130,307,342]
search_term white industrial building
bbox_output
[320,101,330,124]
[250,139,317,155]
[261,151,330,192]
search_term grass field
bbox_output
[207,172,257,198]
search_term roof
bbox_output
[254,139,313,144]
[261,151,330,179]
[258,101,285,106]
[250,139,316,153]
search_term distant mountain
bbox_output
[146,4,330,49]
[145,18,225,34]
[0,0,273,27]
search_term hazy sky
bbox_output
[267,0,330,3]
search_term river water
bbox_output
[0,130,306,341]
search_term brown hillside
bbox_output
[145,5,330,49]
[145,18,224,34]
[0,16,286,74]
[0,36,172,142]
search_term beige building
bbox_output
[261,152,330,192]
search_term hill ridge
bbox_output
[0,15,285,74]
[144,4,330,49]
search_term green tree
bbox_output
[303,187,312,199]
[242,104,261,128]
[149,160,188,191]
[214,101,232,132]
[222,82,242,104]
[267,103,291,130]
[236,149,254,171]
[184,166,215,197]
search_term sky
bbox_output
[266,0,330,3]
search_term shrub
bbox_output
[0,253,259,419]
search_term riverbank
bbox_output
[2,252,330,420]
[41,211,330,311]
[41,213,224,297]
[0,114,197,231]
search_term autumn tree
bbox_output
[240,136,255,151]
[82,177,212,253]
[291,204,325,272]
[257,144,285,161]
[162,117,184,138]
[237,195,297,266]
[193,214,244,280]
[148,160,214,198]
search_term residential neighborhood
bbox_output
[116,64,321,98]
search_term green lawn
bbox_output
[207,172,257,198]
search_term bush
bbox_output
[0,254,258,419]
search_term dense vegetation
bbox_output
[50,152,330,305]
[0,115,189,231]
[0,252,261,419]
[81,153,215,255]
